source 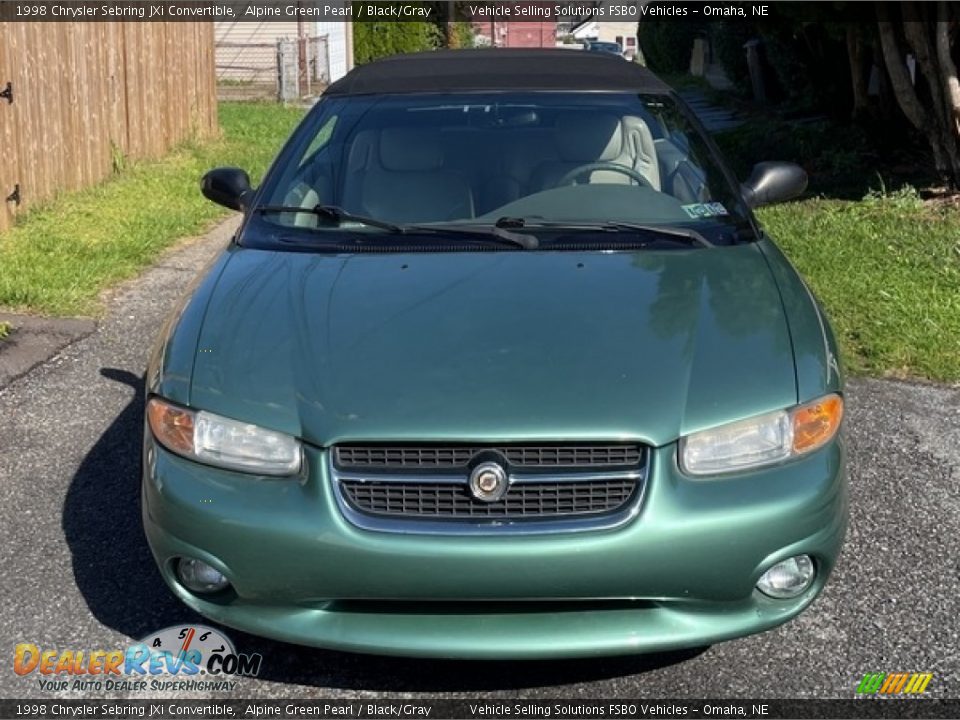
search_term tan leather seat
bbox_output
[654,138,709,203]
[531,113,660,192]
[342,128,474,224]
[621,115,660,191]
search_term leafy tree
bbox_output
[638,21,705,73]
[711,21,756,94]
[875,1,960,186]
[707,3,960,186]
[353,21,440,64]
[433,1,477,48]
[451,22,477,49]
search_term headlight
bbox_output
[680,393,843,476]
[147,397,302,476]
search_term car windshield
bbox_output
[256,92,752,244]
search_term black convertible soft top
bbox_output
[324,49,673,96]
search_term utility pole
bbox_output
[296,1,307,96]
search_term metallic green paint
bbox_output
[756,237,843,402]
[148,250,233,407]
[182,243,798,447]
[143,230,848,656]
[142,434,846,658]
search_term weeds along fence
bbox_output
[0,22,218,233]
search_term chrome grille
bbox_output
[334,444,642,469]
[330,443,647,535]
[340,478,637,518]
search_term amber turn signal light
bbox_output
[792,394,843,454]
[147,397,196,455]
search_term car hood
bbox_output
[190,244,797,448]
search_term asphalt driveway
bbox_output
[0,220,957,699]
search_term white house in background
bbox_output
[215,21,296,85]
[569,19,638,55]
[316,22,351,83]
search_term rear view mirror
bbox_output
[741,162,808,208]
[201,167,253,211]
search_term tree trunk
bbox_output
[445,24,459,49]
[934,9,960,184]
[936,2,960,137]
[877,6,960,186]
[877,13,929,131]
[444,0,459,48]
[902,8,953,180]
[847,27,870,119]
[870,39,897,120]
[901,2,960,185]
[902,9,947,121]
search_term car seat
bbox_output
[530,113,660,192]
[342,128,474,224]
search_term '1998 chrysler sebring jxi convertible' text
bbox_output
[142,50,846,659]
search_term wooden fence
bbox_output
[0,22,218,232]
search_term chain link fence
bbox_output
[216,35,330,102]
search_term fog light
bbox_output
[176,558,230,594]
[756,555,815,599]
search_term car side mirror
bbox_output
[201,167,253,211]
[740,162,808,208]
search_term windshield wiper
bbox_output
[494,217,713,248]
[403,223,539,250]
[255,205,404,233]
[601,222,714,248]
[255,206,538,249]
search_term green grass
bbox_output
[710,102,960,382]
[0,102,304,316]
[2,100,958,383]
[758,189,960,382]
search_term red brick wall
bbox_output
[471,6,557,49]
[501,22,556,48]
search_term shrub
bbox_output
[759,25,851,115]
[452,21,476,48]
[638,21,703,74]
[714,118,874,196]
[353,21,440,64]
[711,22,756,96]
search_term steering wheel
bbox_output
[556,162,652,188]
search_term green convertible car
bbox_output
[143,50,847,658]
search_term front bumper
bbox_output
[142,438,847,658]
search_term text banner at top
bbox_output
[0,1,918,24]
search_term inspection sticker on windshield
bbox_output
[682,203,729,219]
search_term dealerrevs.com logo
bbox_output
[14,625,262,692]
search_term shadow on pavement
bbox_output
[62,367,708,692]
[62,368,200,639]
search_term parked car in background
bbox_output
[143,49,846,659]
[584,39,625,58]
